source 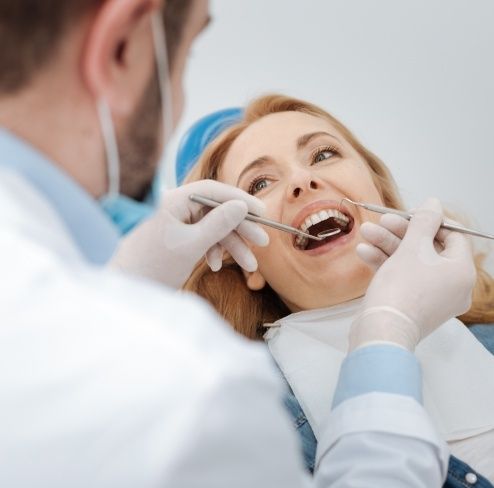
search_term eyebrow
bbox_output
[297,131,341,149]
[236,157,272,186]
[236,131,342,186]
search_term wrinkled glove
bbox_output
[111,180,269,289]
[350,198,477,351]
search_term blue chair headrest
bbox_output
[175,107,243,185]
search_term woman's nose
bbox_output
[286,169,324,201]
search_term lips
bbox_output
[291,200,353,229]
[290,200,356,252]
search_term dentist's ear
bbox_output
[242,268,267,291]
[82,0,160,116]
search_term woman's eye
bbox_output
[248,177,271,195]
[312,147,338,164]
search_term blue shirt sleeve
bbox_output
[332,344,422,408]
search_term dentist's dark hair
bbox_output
[0,0,193,94]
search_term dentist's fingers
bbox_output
[220,232,258,272]
[379,212,449,253]
[182,180,266,220]
[356,242,388,270]
[379,213,409,240]
[236,220,270,247]
[435,216,465,246]
[377,208,453,244]
[360,221,402,257]
[440,228,474,261]
[206,222,268,272]
[193,200,249,252]
[402,198,443,248]
[206,244,224,272]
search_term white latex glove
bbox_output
[349,198,476,351]
[111,180,269,289]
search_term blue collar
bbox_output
[0,128,119,265]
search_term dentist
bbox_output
[0,1,475,487]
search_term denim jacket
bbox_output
[281,324,494,488]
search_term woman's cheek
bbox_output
[251,229,278,261]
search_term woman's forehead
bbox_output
[220,111,342,181]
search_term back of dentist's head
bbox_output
[0,0,197,202]
[0,0,193,94]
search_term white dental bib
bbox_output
[264,298,494,442]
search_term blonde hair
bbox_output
[184,94,494,339]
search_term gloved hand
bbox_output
[349,198,477,351]
[111,180,269,289]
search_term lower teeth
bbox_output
[295,236,309,249]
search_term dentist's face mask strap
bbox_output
[99,11,173,234]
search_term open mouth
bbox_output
[294,208,355,251]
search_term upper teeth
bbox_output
[299,209,349,232]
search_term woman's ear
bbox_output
[242,268,266,291]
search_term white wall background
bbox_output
[166,0,494,270]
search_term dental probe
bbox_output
[340,198,494,240]
[189,194,341,241]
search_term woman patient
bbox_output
[183,94,494,484]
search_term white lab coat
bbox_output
[0,167,448,487]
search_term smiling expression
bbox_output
[219,111,385,311]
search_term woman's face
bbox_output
[219,111,384,311]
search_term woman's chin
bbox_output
[279,258,373,312]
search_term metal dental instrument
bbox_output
[189,194,341,241]
[340,198,494,240]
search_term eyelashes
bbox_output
[310,145,340,165]
[246,145,342,195]
[248,174,271,195]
